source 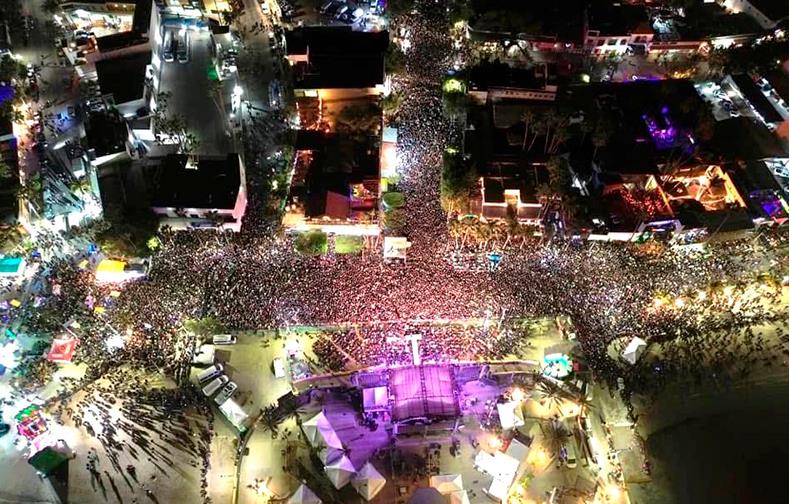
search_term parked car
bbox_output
[273,357,286,378]
[214,381,238,405]
[335,5,349,19]
[197,363,224,383]
[320,0,336,14]
[202,375,229,396]
[213,334,237,345]
[774,164,789,178]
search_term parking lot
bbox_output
[158,26,232,155]
[276,0,386,31]
[695,81,753,122]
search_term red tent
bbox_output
[47,337,78,363]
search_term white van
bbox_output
[273,357,286,378]
[197,363,223,384]
[192,344,215,366]
[564,439,578,468]
[202,375,229,396]
[213,334,237,345]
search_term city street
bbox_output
[158,27,232,156]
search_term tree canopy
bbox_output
[294,230,328,256]
[441,148,477,213]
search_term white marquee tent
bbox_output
[622,337,647,365]
[497,400,525,430]
[448,490,471,504]
[302,411,343,450]
[287,484,322,504]
[351,461,386,501]
[324,455,355,489]
[430,474,464,495]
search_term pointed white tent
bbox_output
[496,400,525,430]
[302,411,343,449]
[448,490,471,504]
[324,455,355,489]
[351,462,386,501]
[317,445,345,464]
[429,474,464,495]
[287,484,322,504]
[622,337,647,365]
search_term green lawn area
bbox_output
[294,230,328,256]
[335,235,364,254]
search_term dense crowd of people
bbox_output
[3,3,789,503]
[13,1,789,403]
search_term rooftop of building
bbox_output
[286,27,389,89]
[467,0,587,44]
[388,365,459,423]
[749,0,789,22]
[95,30,149,52]
[151,154,241,210]
[587,0,652,36]
[467,61,559,92]
[131,0,152,34]
[482,164,548,205]
[764,69,789,103]
[84,110,128,157]
[293,132,380,219]
[680,2,761,39]
[729,73,784,123]
[95,49,151,104]
[566,79,711,174]
[708,117,787,160]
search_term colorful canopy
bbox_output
[47,337,78,363]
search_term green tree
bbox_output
[96,208,159,257]
[382,92,403,118]
[386,0,416,18]
[152,92,200,154]
[0,159,14,180]
[335,102,382,136]
[294,230,328,256]
[384,45,405,76]
[442,90,470,121]
[184,317,225,339]
[383,208,406,231]
[441,148,477,213]
[41,0,61,14]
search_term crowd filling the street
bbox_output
[2,0,789,503]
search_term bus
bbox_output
[177,29,190,63]
[162,30,174,62]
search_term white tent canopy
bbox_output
[430,474,464,495]
[317,445,345,464]
[324,455,355,489]
[448,490,471,504]
[302,411,343,450]
[351,462,386,501]
[497,401,525,430]
[287,484,322,504]
[622,337,647,365]
[218,398,249,432]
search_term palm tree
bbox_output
[521,109,535,150]
[501,217,518,249]
[0,160,14,180]
[448,219,463,249]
